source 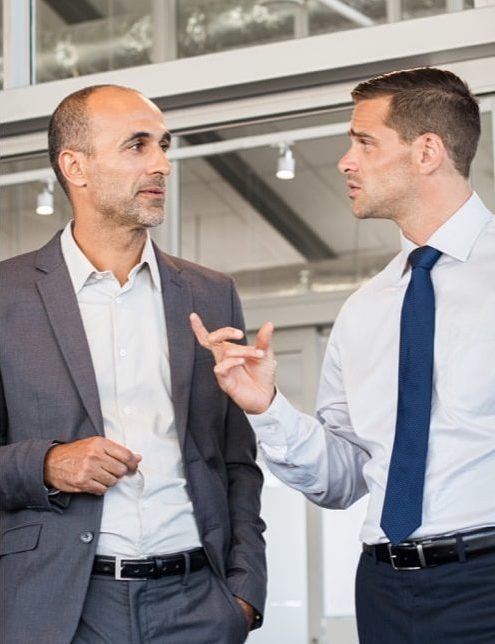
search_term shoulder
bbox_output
[0,232,63,284]
[342,252,404,311]
[154,247,235,292]
[0,250,39,285]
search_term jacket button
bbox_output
[79,531,94,544]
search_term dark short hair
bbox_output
[351,67,480,178]
[48,84,134,198]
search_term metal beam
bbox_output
[185,132,336,261]
[318,0,375,26]
[42,0,102,24]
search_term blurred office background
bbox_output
[1,1,495,641]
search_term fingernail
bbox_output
[255,349,265,357]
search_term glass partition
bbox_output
[1,100,493,289]
[0,155,71,260]
[34,0,155,83]
[179,109,400,301]
[0,0,4,89]
[30,0,475,84]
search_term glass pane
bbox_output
[0,0,3,89]
[31,1,478,81]
[179,100,494,301]
[34,0,155,83]
[176,0,475,59]
[471,110,495,212]
[179,110,400,301]
[403,0,474,20]
[0,156,72,260]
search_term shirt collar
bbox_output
[60,221,162,293]
[399,192,492,273]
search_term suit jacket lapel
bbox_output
[155,247,194,451]
[35,234,104,436]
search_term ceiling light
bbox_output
[36,180,54,216]
[276,143,295,180]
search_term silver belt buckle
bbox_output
[387,542,426,570]
[114,555,138,581]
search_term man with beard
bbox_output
[191,67,495,643]
[0,85,266,644]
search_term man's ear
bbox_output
[58,149,88,189]
[414,132,446,175]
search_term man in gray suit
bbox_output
[0,85,266,644]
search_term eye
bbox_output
[160,141,170,152]
[129,141,144,151]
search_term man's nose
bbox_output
[338,148,357,175]
[148,145,171,176]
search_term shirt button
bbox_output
[115,297,122,304]
[123,406,132,416]
[119,348,127,357]
[79,531,94,544]
[95,275,103,281]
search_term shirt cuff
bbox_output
[246,390,300,452]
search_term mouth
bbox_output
[138,187,165,198]
[347,182,361,198]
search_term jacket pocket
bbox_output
[0,522,42,555]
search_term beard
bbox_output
[92,178,166,229]
[99,196,165,228]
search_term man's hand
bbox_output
[189,313,276,414]
[234,596,257,630]
[44,436,142,495]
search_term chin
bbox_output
[138,211,165,228]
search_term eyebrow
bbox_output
[120,130,172,148]
[349,128,377,141]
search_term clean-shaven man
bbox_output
[192,67,495,644]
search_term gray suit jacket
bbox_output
[0,232,266,644]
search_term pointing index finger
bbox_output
[190,312,244,347]
[189,312,210,347]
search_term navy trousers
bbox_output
[356,549,495,643]
[71,566,249,644]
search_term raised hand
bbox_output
[190,313,277,414]
[44,436,142,495]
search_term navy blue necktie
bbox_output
[380,245,442,545]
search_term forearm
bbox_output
[0,439,62,511]
[248,390,370,509]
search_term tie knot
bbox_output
[408,246,442,271]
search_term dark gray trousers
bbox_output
[72,566,249,644]
[356,548,495,643]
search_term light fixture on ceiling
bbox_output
[36,179,54,216]
[276,143,295,180]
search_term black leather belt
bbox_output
[92,548,208,580]
[363,528,495,570]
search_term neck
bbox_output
[71,217,148,286]
[398,179,472,246]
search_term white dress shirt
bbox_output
[249,192,495,544]
[61,223,201,556]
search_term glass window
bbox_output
[2,99,492,283]
[30,0,476,84]
[472,110,495,212]
[0,0,3,89]
[34,0,155,83]
[0,155,72,260]
[179,101,493,302]
[179,109,400,301]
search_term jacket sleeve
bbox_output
[0,368,70,513]
[0,367,55,511]
[223,282,267,627]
